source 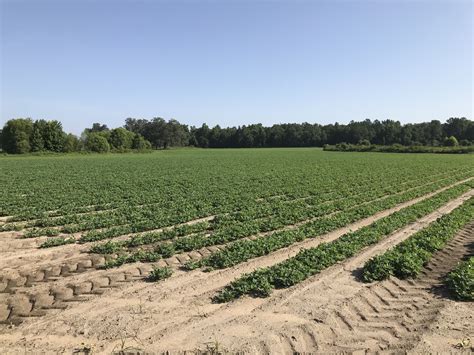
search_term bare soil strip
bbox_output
[0,187,472,353]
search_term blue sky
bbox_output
[1,0,472,134]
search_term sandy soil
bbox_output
[0,186,472,354]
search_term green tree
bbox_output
[63,134,81,152]
[85,133,110,153]
[42,120,66,152]
[1,118,34,153]
[30,126,45,152]
[109,127,134,150]
[132,134,152,150]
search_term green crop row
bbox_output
[89,221,210,253]
[2,151,473,227]
[88,173,451,253]
[362,199,474,281]
[446,257,473,301]
[75,167,453,244]
[102,180,473,270]
[212,183,472,302]
[39,237,76,248]
[191,181,473,271]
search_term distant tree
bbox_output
[1,118,34,153]
[162,119,189,148]
[109,127,134,150]
[124,118,149,136]
[42,120,66,152]
[132,134,152,150]
[444,136,459,147]
[85,133,110,153]
[63,134,81,152]
[444,117,471,141]
[87,123,109,133]
[193,123,211,147]
[30,123,45,152]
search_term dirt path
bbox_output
[0,185,472,353]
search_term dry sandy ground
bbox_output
[0,185,472,354]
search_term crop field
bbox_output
[0,148,473,353]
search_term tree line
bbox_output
[125,117,472,148]
[1,116,472,154]
[0,119,151,154]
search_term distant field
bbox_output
[0,149,473,353]
[1,148,473,219]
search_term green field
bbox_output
[1,149,473,284]
[2,148,473,219]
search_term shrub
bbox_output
[444,136,459,147]
[85,133,110,153]
[132,134,152,150]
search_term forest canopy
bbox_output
[0,117,472,154]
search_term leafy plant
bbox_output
[147,266,173,281]
[446,257,473,301]
[362,198,474,282]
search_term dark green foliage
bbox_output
[324,143,474,154]
[446,257,473,301]
[1,118,34,153]
[109,127,134,151]
[125,117,189,149]
[1,118,69,154]
[2,117,473,152]
[85,133,110,153]
[132,134,152,150]
[63,133,81,152]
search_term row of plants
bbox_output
[190,181,473,271]
[446,257,473,301]
[3,151,472,226]
[38,166,450,247]
[4,151,399,219]
[101,179,473,269]
[2,153,471,234]
[87,172,454,253]
[35,166,447,240]
[88,221,211,253]
[361,198,474,281]
[211,183,472,302]
[4,167,397,234]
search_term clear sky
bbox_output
[1,0,472,134]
